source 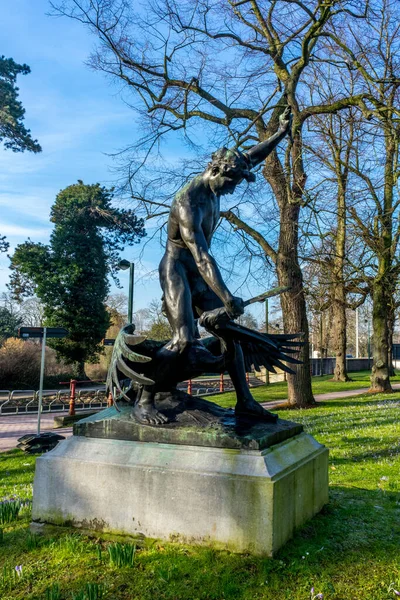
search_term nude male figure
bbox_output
[132,107,292,425]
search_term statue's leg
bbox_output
[160,254,224,369]
[196,291,277,422]
[225,341,278,422]
[129,254,195,425]
[159,251,197,346]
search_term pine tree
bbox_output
[0,55,41,253]
[0,55,41,153]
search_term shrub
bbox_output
[0,338,41,388]
[0,337,75,389]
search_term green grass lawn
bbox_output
[214,370,400,408]
[1,392,400,599]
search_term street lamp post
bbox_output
[275,323,286,381]
[265,299,269,385]
[355,307,359,358]
[320,312,324,377]
[118,259,135,323]
[365,318,371,369]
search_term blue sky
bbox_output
[0,0,274,324]
[0,0,167,308]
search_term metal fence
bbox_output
[0,374,265,415]
[182,373,264,397]
[0,389,108,415]
[310,357,371,376]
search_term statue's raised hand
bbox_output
[278,105,292,135]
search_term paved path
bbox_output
[1,383,399,453]
[0,412,73,452]
[261,382,400,409]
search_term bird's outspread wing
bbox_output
[199,309,304,375]
[224,322,303,373]
[106,324,154,409]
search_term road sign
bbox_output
[102,338,115,346]
[17,327,68,436]
[18,327,69,339]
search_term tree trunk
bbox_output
[387,304,395,377]
[332,178,350,382]
[277,202,315,407]
[261,98,315,408]
[370,279,392,392]
[221,200,314,406]
[332,297,349,381]
[370,128,394,393]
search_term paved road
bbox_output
[1,383,399,452]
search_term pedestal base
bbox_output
[32,432,328,555]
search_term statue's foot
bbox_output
[130,403,169,425]
[235,397,278,422]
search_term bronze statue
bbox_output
[107,106,301,425]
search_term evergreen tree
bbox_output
[0,55,41,252]
[0,56,41,153]
[9,182,145,376]
[0,235,8,253]
[0,307,22,342]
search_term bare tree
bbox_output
[323,0,400,391]
[303,103,370,381]
[52,0,375,406]
[20,296,45,327]
[134,299,172,340]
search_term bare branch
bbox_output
[221,210,277,262]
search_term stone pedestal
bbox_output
[32,404,328,555]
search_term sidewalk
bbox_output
[0,412,73,452]
[1,384,399,453]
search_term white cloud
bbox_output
[0,192,53,230]
[0,224,51,238]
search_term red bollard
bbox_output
[69,379,77,416]
[219,373,225,393]
[187,379,192,395]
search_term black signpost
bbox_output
[18,327,69,451]
[18,327,69,339]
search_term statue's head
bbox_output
[207,147,256,195]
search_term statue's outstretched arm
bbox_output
[246,106,292,169]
